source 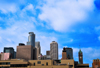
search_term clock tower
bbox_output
[78,49,83,64]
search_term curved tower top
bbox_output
[27,32,35,47]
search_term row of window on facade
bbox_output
[0,62,10,65]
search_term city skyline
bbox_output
[0,0,100,67]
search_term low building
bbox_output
[0,59,89,68]
[77,64,89,68]
[0,59,28,68]
[92,59,100,68]
[0,53,11,60]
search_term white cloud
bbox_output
[38,0,94,32]
[0,3,18,14]
[22,4,35,15]
[23,4,34,11]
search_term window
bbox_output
[46,62,48,66]
[5,50,10,53]
[10,64,27,67]
[6,62,10,65]
[37,61,41,64]
[69,65,73,67]
[42,64,44,66]
[33,63,35,66]
[2,62,6,65]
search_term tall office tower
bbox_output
[16,44,36,60]
[3,47,15,59]
[61,47,67,60]
[65,47,73,59]
[78,49,83,64]
[50,41,58,60]
[27,32,35,47]
[35,42,41,60]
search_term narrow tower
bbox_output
[50,41,58,60]
[78,49,83,64]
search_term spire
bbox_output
[79,49,82,53]
[79,45,82,53]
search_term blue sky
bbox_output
[0,0,100,67]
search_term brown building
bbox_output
[92,59,100,68]
[16,45,36,61]
[0,59,89,68]
[46,51,50,55]
[77,64,89,68]
[79,49,83,64]
[61,47,67,60]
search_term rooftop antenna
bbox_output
[79,44,81,50]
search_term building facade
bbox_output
[27,32,35,47]
[65,47,73,59]
[78,49,83,64]
[61,47,67,60]
[50,41,58,60]
[16,45,36,60]
[0,59,89,68]
[92,59,100,68]
[35,41,41,60]
[3,47,15,59]
[46,51,50,55]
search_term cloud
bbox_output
[22,4,35,13]
[0,3,18,14]
[38,0,94,32]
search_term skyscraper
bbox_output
[27,32,35,47]
[35,41,41,60]
[16,32,36,60]
[50,41,58,60]
[65,47,73,59]
[78,49,83,64]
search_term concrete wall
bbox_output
[61,59,74,68]
[29,60,53,66]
